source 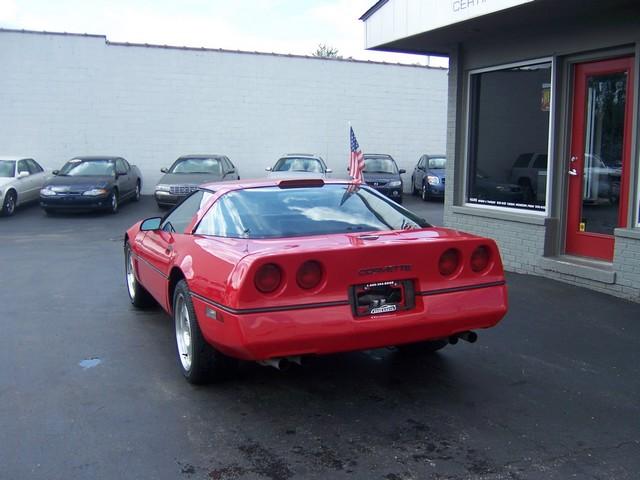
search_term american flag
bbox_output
[349,126,364,183]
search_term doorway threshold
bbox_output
[540,255,616,284]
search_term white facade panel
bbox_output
[364,0,535,49]
[0,30,447,193]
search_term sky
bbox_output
[0,0,448,67]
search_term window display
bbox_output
[467,62,552,211]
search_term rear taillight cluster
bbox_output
[254,260,324,294]
[438,245,492,277]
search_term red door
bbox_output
[566,57,634,260]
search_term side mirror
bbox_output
[265,167,272,171]
[326,168,333,174]
[140,217,162,231]
[161,168,168,173]
[18,171,30,178]
[52,170,59,175]
[399,169,406,174]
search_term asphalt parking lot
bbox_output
[1,196,639,480]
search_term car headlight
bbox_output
[155,184,171,192]
[387,180,402,188]
[40,188,57,196]
[83,188,109,196]
[427,175,440,185]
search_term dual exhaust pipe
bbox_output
[448,330,478,345]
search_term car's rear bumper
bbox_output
[191,283,507,360]
[40,195,111,210]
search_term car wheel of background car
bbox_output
[173,279,237,384]
[133,181,141,202]
[421,182,429,202]
[397,339,448,355]
[43,208,56,216]
[396,196,403,205]
[411,177,418,196]
[109,190,119,214]
[2,190,17,216]
[518,179,534,203]
[124,242,154,308]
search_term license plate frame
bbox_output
[349,279,415,317]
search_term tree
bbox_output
[312,44,341,59]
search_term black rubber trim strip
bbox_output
[131,252,169,280]
[190,292,350,315]
[417,281,506,297]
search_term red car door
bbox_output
[139,228,175,306]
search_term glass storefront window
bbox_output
[467,61,552,212]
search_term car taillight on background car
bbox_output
[296,260,323,290]
[471,246,491,273]
[438,249,460,277]
[255,263,283,293]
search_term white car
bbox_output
[0,156,48,216]
[266,154,332,179]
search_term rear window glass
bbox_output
[195,185,428,239]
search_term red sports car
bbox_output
[124,179,507,383]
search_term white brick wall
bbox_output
[0,30,448,192]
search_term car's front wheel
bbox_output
[124,242,154,308]
[1,190,17,216]
[173,280,237,384]
[109,190,119,214]
[133,181,141,202]
[421,182,430,201]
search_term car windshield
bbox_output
[272,157,323,173]
[195,184,429,239]
[363,157,397,174]
[170,157,222,174]
[0,160,16,178]
[58,159,115,176]
[428,157,446,169]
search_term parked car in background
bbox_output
[0,156,48,216]
[123,178,508,384]
[361,154,405,204]
[266,154,331,179]
[473,169,524,203]
[509,152,548,202]
[411,154,446,201]
[40,156,141,214]
[155,154,239,208]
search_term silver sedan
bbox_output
[0,157,49,216]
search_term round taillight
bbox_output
[255,263,282,294]
[438,249,460,277]
[471,246,491,273]
[297,260,323,290]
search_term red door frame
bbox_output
[566,56,634,260]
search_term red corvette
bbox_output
[124,179,507,383]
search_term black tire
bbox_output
[133,181,141,202]
[411,176,418,196]
[397,339,448,355]
[173,280,238,384]
[109,190,119,214]
[124,242,155,308]
[421,182,430,202]
[43,208,56,216]
[1,190,17,216]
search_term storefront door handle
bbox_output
[568,168,578,176]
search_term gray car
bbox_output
[154,154,239,208]
[266,153,332,179]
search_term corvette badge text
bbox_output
[358,265,412,276]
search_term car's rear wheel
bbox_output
[2,190,17,216]
[397,339,448,355]
[412,176,419,195]
[173,280,237,384]
[125,242,154,308]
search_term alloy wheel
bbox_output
[175,294,193,371]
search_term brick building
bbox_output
[361,0,640,301]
